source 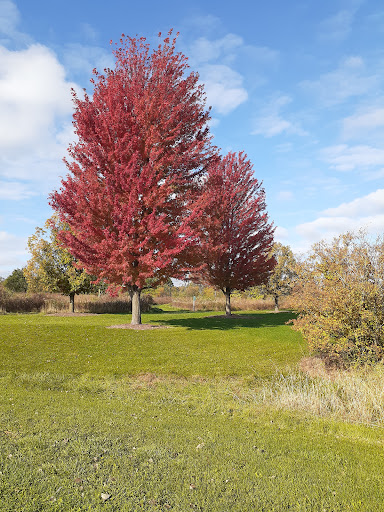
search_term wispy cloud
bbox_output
[186,32,278,117]
[342,105,384,140]
[0,181,36,200]
[300,57,378,106]
[62,43,114,79]
[0,231,28,276]
[277,190,294,201]
[252,95,307,138]
[188,34,243,65]
[275,226,289,241]
[321,144,384,171]
[0,0,30,46]
[318,9,356,42]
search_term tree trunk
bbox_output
[274,295,279,313]
[69,292,75,313]
[224,288,232,317]
[131,287,141,325]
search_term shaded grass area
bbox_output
[1,310,384,510]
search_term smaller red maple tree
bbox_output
[49,30,216,324]
[191,151,276,316]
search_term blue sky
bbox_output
[1,0,384,277]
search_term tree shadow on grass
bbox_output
[153,311,297,331]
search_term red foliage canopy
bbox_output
[191,151,276,296]
[49,30,216,292]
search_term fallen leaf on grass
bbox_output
[101,493,111,501]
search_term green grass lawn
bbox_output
[1,310,384,511]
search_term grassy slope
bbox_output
[1,311,384,511]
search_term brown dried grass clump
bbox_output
[42,293,155,314]
[0,290,46,313]
[254,357,384,425]
[154,296,281,312]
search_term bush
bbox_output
[290,231,384,367]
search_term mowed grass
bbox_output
[0,310,303,378]
[1,310,384,511]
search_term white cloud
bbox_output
[0,231,28,277]
[342,106,384,139]
[296,215,384,244]
[0,181,36,200]
[362,168,384,181]
[184,14,221,34]
[189,34,243,64]
[277,190,293,201]
[245,45,278,64]
[0,0,29,45]
[252,95,307,138]
[300,57,378,106]
[0,44,76,152]
[0,44,79,187]
[201,64,248,115]
[186,32,269,116]
[0,0,18,32]
[80,22,99,42]
[323,188,384,217]
[275,226,289,241]
[318,9,356,41]
[322,144,384,171]
[62,43,114,78]
[295,189,384,246]
[275,143,293,153]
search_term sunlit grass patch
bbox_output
[0,310,304,378]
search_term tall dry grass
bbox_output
[253,357,384,425]
[155,295,284,311]
[0,292,154,314]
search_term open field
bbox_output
[1,309,384,511]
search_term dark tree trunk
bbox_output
[224,288,232,317]
[274,295,279,313]
[69,292,75,313]
[130,287,141,325]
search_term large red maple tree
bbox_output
[49,30,216,324]
[191,151,276,316]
